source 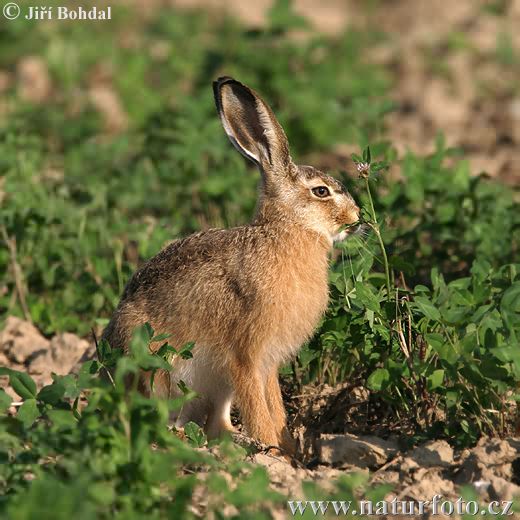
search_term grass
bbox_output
[0,1,390,335]
[0,0,519,517]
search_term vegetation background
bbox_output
[0,0,519,517]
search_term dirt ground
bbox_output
[2,316,520,516]
[13,0,518,184]
[167,0,520,186]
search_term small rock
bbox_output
[0,351,9,366]
[254,453,292,472]
[409,440,454,468]
[311,467,353,493]
[400,457,420,472]
[473,479,491,495]
[1,384,19,401]
[474,437,518,465]
[318,434,398,468]
[488,475,520,501]
[88,86,128,133]
[51,333,92,373]
[350,386,369,404]
[457,438,517,485]
[17,56,52,103]
[253,453,302,495]
[372,470,400,485]
[405,469,456,500]
[29,333,91,376]
[0,316,49,365]
[505,437,520,452]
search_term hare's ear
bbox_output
[213,77,291,176]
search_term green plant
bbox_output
[0,324,284,518]
[296,144,520,445]
[0,0,389,335]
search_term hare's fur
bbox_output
[102,77,360,452]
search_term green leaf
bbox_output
[501,282,520,313]
[96,339,112,364]
[441,306,470,325]
[78,360,100,388]
[0,389,12,411]
[129,324,170,370]
[367,368,390,391]
[389,255,416,276]
[17,399,40,428]
[47,409,77,428]
[156,342,177,359]
[414,296,441,321]
[371,161,388,172]
[268,0,309,32]
[425,333,458,363]
[362,145,371,164]
[184,421,206,447]
[8,370,37,400]
[478,311,502,345]
[226,467,279,506]
[37,380,66,405]
[178,341,195,360]
[88,482,116,506]
[177,380,191,395]
[143,322,154,339]
[427,369,444,390]
[355,282,381,313]
[55,374,81,400]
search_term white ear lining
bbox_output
[220,113,261,165]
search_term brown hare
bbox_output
[102,77,360,453]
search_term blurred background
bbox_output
[1,0,519,335]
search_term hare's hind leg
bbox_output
[264,368,286,432]
[230,359,279,447]
[265,368,296,455]
[173,354,235,439]
[205,388,234,439]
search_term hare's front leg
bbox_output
[230,359,279,447]
[265,368,296,455]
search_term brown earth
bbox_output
[9,1,519,185]
[1,317,519,517]
[168,0,520,186]
[0,316,94,399]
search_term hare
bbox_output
[102,77,360,453]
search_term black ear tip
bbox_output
[213,76,236,92]
[213,77,245,112]
[216,76,235,84]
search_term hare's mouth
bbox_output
[332,222,363,243]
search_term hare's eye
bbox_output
[312,186,331,198]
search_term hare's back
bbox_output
[112,227,262,344]
[122,228,238,299]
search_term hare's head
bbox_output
[213,77,360,243]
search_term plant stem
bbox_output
[365,178,392,298]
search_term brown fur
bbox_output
[102,77,360,453]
